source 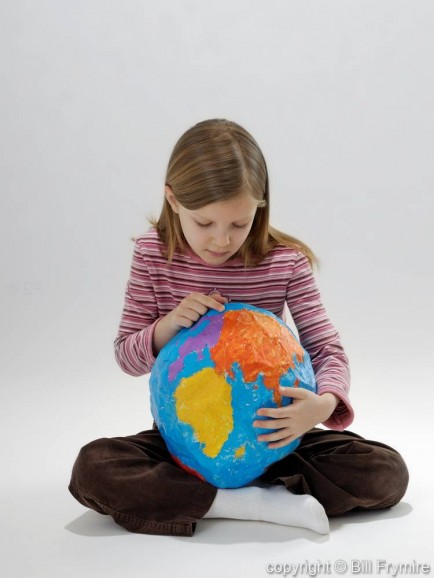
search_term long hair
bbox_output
[148,119,318,268]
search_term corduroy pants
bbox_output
[68,425,409,537]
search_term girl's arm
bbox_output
[114,240,226,375]
[255,254,353,448]
[113,241,160,376]
[286,253,354,431]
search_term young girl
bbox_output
[69,119,409,537]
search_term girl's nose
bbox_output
[213,231,231,247]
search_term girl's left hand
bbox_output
[253,388,339,449]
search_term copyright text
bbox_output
[265,559,431,576]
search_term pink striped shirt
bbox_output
[114,228,354,430]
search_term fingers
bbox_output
[211,293,229,305]
[255,389,306,417]
[253,417,287,429]
[187,292,226,312]
[256,402,297,419]
[254,405,298,448]
[255,422,299,448]
[279,386,308,399]
[206,295,227,310]
[190,295,225,317]
[256,408,282,419]
[267,434,299,449]
[172,292,226,329]
[253,390,313,449]
[257,427,292,443]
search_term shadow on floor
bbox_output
[64,502,412,544]
[329,501,413,530]
[65,510,127,537]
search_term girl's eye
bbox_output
[194,221,248,229]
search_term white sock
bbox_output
[203,485,330,534]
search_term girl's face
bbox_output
[165,187,259,265]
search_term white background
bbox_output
[1,1,433,577]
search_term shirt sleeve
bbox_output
[286,253,354,430]
[113,240,160,376]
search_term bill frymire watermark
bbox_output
[266,559,431,576]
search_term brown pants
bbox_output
[68,426,409,537]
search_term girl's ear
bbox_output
[164,185,179,214]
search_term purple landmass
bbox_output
[168,314,225,381]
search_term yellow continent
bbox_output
[174,366,234,458]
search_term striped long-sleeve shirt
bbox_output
[114,228,354,430]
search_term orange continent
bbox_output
[210,310,304,405]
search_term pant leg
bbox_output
[68,427,217,536]
[259,427,409,516]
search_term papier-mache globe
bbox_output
[149,303,316,488]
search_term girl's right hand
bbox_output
[152,292,227,355]
[167,292,227,331]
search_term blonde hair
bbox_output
[146,119,318,268]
